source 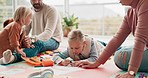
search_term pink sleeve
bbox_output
[97,12,131,64]
[129,1,148,72]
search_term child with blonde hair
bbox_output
[0,6,32,64]
[53,29,105,66]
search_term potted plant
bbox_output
[62,14,79,37]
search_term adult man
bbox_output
[25,0,63,51]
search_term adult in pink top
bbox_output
[79,0,148,77]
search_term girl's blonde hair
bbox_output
[68,29,85,42]
[13,6,32,23]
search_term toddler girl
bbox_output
[0,6,32,64]
[53,29,105,67]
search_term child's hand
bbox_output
[59,59,71,66]
[30,44,35,48]
[20,52,26,57]
[18,50,26,57]
[71,61,82,67]
[16,48,26,57]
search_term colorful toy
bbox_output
[21,50,60,66]
[37,50,58,57]
[21,56,54,67]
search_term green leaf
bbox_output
[62,14,79,29]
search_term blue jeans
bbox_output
[98,40,122,51]
[114,46,148,72]
[40,38,59,52]
[13,38,59,63]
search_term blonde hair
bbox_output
[68,29,85,42]
[13,6,32,23]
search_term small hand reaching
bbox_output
[19,51,26,57]
[16,48,26,57]
[59,59,71,66]
[70,61,84,67]
[79,61,101,69]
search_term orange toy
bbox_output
[21,56,54,67]
[42,59,54,67]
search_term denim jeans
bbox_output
[40,38,59,52]
[114,46,148,72]
[13,38,60,63]
[98,40,122,51]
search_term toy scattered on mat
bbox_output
[37,50,59,57]
[139,72,148,78]
[21,56,54,67]
[37,51,53,57]
[28,68,54,78]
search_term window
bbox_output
[68,0,126,36]
[0,0,13,29]
[0,0,126,36]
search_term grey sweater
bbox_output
[53,36,105,64]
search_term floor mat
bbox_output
[0,60,120,78]
[0,62,35,78]
[54,60,120,78]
